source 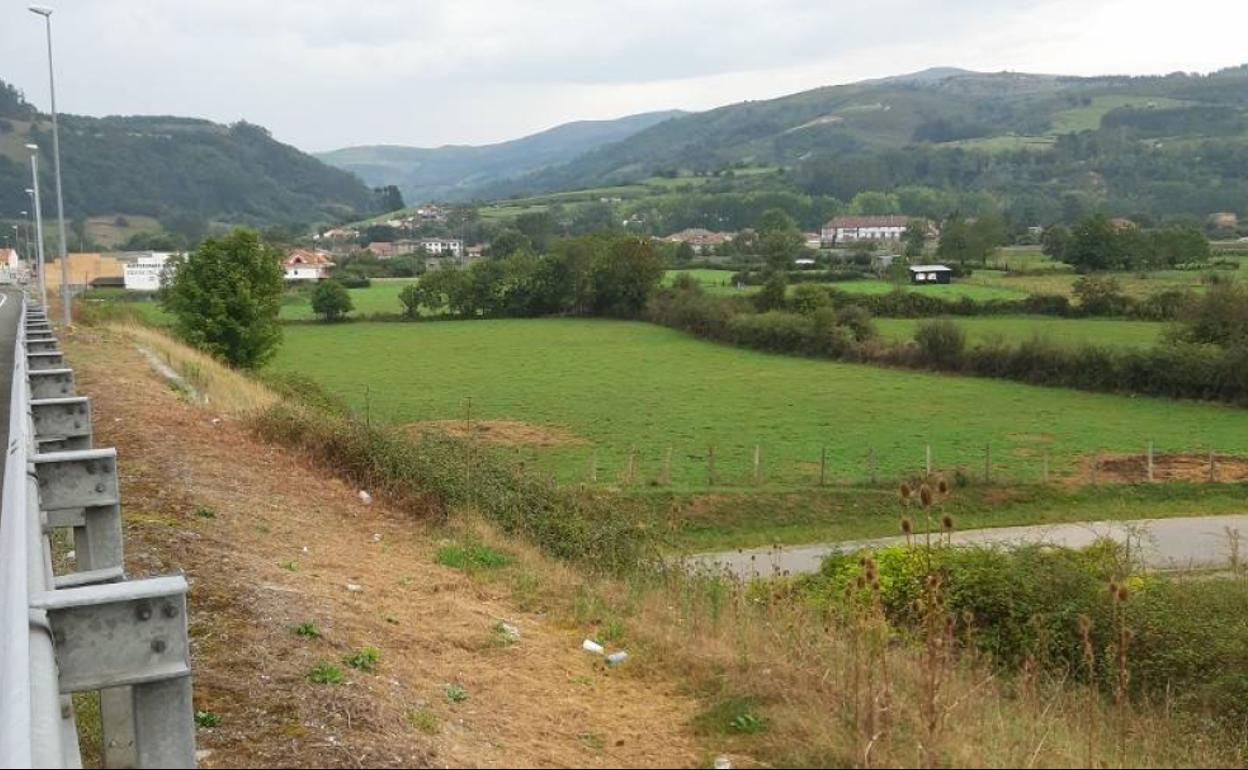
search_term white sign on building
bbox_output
[123,252,176,292]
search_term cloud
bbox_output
[0,0,1244,151]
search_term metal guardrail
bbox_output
[0,298,196,768]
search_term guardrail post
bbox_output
[31,576,195,769]
[34,449,124,577]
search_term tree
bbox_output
[374,185,404,213]
[515,211,556,253]
[590,237,663,317]
[754,272,788,312]
[1172,281,1248,348]
[1072,274,1128,315]
[398,282,422,319]
[488,228,532,259]
[849,191,901,215]
[674,241,696,264]
[757,208,804,271]
[1040,225,1073,262]
[902,221,926,258]
[161,229,283,368]
[1067,215,1123,272]
[311,280,353,322]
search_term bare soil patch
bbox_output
[1081,452,1248,484]
[408,419,587,448]
[65,330,703,769]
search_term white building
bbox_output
[418,238,462,257]
[283,248,335,281]
[123,252,176,291]
[821,216,934,246]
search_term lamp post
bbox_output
[30,5,71,326]
[26,144,48,308]
[19,211,29,261]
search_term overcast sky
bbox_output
[1,0,1246,153]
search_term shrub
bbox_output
[310,280,353,322]
[914,319,966,366]
[308,662,344,684]
[344,646,381,672]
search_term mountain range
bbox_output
[315,110,685,203]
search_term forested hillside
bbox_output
[0,79,377,232]
[488,66,1248,223]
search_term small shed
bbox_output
[908,264,952,285]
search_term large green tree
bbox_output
[161,228,284,368]
[590,237,664,317]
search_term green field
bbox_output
[875,315,1165,349]
[269,319,1248,491]
[663,270,1031,300]
[1050,95,1192,134]
[279,278,419,320]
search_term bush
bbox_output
[914,319,966,366]
[310,280,353,322]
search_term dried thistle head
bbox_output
[919,484,933,508]
[1117,585,1129,603]
[899,482,912,500]
[937,478,950,495]
[1077,613,1092,635]
[855,575,867,590]
[941,514,954,532]
[901,517,913,535]
[871,580,881,594]
[1108,581,1119,598]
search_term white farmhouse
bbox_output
[283,248,335,281]
[123,252,176,291]
[418,238,462,257]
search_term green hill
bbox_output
[0,79,377,232]
[316,110,685,202]
[484,66,1248,220]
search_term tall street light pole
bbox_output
[30,5,71,326]
[25,191,36,280]
[27,144,48,309]
[19,211,30,261]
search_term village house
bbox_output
[821,216,933,246]
[419,238,463,257]
[366,241,401,259]
[282,248,335,282]
[44,252,125,293]
[662,228,734,254]
[1210,212,1239,230]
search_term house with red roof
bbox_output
[283,248,335,282]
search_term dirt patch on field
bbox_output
[408,419,587,447]
[1079,452,1248,484]
[65,331,703,769]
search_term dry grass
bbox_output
[105,322,278,417]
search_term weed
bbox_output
[308,662,343,685]
[436,542,512,571]
[194,710,220,729]
[407,706,439,735]
[694,697,767,737]
[444,683,468,703]
[344,646,381,673]
[193,505,216,519]
[280,560,300,572]
[293,622,321,639]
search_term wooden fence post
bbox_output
[819,446,827,487]
[868,447,878,485]
[1091,449,1100,485]
[660,447,672,486]
[1146,440,1154,482]
[925,444,932,477]
[626,445,638,485]
[707,446,716,487]
[753,444,762,484]
[1209,447,1217,483]
[589,451,598,483]
[984,442,992,483]
[1042,449,1050,484]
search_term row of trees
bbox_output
[1041,215,1211,271]
[398,233,663,319]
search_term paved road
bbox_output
[0,290,22,496]
[691,513,1248,579]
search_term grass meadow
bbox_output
[269,318,1248,491]
[874,315,1165,348]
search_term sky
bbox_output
[1,0,1246,153]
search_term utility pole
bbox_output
[31,5,71,326]
[26,145,48,308]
